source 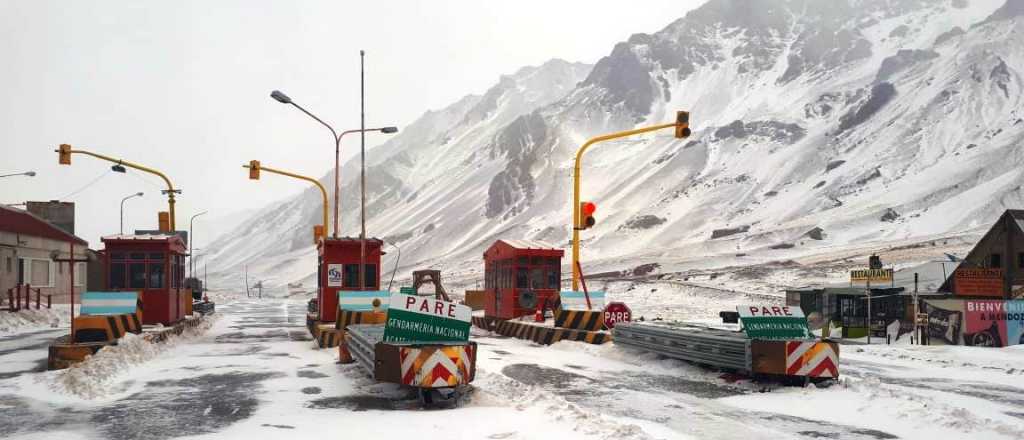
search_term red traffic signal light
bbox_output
[248,160,261,180]
[675,111,691,139]
[579,201,597,229]
[58,144,72,165]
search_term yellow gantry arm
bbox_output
[571,113,691,290]
[57,144,179,231]
[244,162,329,244]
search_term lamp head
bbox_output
[380,126,398,134]
[25,171,36,177]
[270,90,292,104]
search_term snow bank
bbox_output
[49,315,218,399]
[0,306,65,334]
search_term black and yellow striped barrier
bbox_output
[72,299,144,343]
[335,309,386,330]
[481,318,612,346]
[553,307,606,332]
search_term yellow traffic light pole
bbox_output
[243,161,328,244]
[571,112,691,290]
[56,144,180,231]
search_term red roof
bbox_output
[0,205,88,246]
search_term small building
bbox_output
[316,237,384,323]
[938,209,1024,297]
[100,233,189,325]
[483,239,563,320]
[0,205,88,303]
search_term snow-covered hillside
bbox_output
[206,0,1024,291]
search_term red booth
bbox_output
[101,233,189,325]
[483,240,563,320]
[317,237,384,323]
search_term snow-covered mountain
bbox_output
[206,0,1024,291]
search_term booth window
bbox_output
[342,264,379,289]
[516,268,528,289]
[129,263,146,288]
[149,262,165,289]
[365,264,378,289]
[1018,252,1024,268]
[110,262,126,289]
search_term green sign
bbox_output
[383,293,471,343]
[737,305,812,340]
[399,286,415,295]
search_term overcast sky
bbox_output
[0,0,703,248]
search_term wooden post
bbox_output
[35,288,40,309]
[6,288,12,311]
[47,295,52,309]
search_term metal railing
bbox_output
[613,322,752,372]
[5,284,52,312]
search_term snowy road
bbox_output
[1,298,1023,440]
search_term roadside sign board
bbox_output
[400,286,414,295]
[737,305,812,340]
[850,268,893,284]
[603,302,632,329]
[954,268,1004,297]
[383,293,471,343]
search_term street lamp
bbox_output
[268,89,398,240]
[189,211,208,280]
[0,171,36,178]
[120,192,144,235]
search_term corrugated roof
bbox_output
[0,204,88,246]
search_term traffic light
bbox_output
[313,225,324,244]
[248,160,260,180]
[675,111,691,139]
[58,144,72,165]
[579,201,596,230]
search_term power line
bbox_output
[58,170,111,200]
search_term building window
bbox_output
[74,262,86,287]
[20,258,55,287]
[991,253,1003,268]
[1019,253,1024,269]
[5,257,10,273]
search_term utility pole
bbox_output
[866,278,872,345]
[359,49,367,291]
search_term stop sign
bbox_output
[603,302,632,329]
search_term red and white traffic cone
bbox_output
[534,308,545,323]
[338,339,354,364]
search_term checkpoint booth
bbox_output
[483,239,563,320]
[317,237,384,323]
[101,233,190,325]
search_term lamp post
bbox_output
[120,192,144,235]
[0,171,36,178]
[189,211,207,279]
[268,90,396,240]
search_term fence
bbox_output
[5,284,52,312]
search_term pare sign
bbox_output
[737,305,805,318]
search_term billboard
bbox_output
[923,299,1024,347]
[953,268,1004,297]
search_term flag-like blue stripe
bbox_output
[82,291,139,301]
[81,305,137,315]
